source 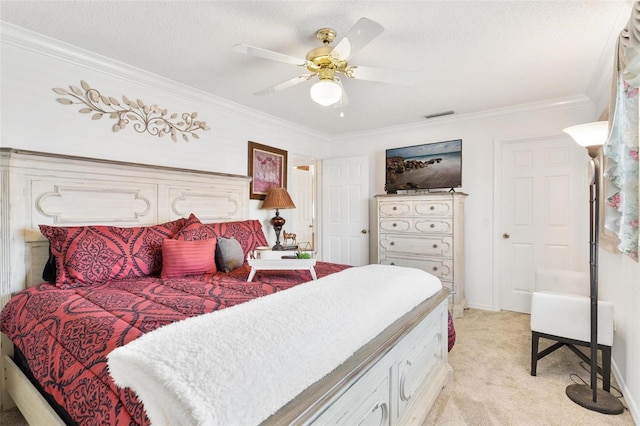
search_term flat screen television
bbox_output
[385,139,462,193]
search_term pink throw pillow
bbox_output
[161,238,217,278]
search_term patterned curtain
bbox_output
[603,3,640,261]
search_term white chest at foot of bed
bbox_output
[269,293,452,426]
[108,265,452,426]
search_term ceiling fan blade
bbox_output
[254,74,315,96]
[333,77,349,108]
[350,65,420,85]
[330,17,384,61]
[232,44,306,66]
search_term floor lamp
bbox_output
[563,121,624,415]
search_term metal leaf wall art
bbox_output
[54,80,210,142]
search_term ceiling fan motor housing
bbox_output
[305,44,351,78]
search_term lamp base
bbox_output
[566,384,624,415]
[270,209,286,251]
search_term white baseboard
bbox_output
[611,359,639,424]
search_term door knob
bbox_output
[503,232,510,239]
[361,229,368,234]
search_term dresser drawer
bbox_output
[414,217,453,233]
[311,366,391,425]
[379,199,453,218]
[379,234,452,257]
[379,255,453,281]
[379,201,412,217]
[379,217,412,232]
[396,317,444,420]
[414,199,452,216]
[379,217,453,234]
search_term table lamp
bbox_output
[262,187,296,251]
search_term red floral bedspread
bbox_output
[0,263,349,426]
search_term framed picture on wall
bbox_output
[248,141,288,200]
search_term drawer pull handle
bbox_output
[430,206,435,210]
[430,224,435,228]
[392,206,397,211]
[433,244,438,248]
[371,401,389,422]
[390,241,395,246]
[433,267,438,271]
[392,223,397,227]
[399,360,413,402]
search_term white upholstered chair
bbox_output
[530,269,615,391]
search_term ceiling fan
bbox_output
[232,18,419,107]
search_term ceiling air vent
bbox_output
[424,111,454,119]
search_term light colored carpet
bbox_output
[424,309,635,425]
[1,309,635,425]
[0,407,26,426]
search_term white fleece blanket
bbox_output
[107,264,441,426]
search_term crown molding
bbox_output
[0,22,327,142]
[331,95,595,142]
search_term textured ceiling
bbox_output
[0,1,633,135]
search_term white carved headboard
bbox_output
[0,149,251,307]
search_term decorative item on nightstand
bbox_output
[262,187,296,251]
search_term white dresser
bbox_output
[375,193,468,318]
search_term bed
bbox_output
[0,148,454,425]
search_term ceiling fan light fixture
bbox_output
[310,79,342,106]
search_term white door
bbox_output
[321,156,369,266]
[288,165,315,249]
[497,136,588,313]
